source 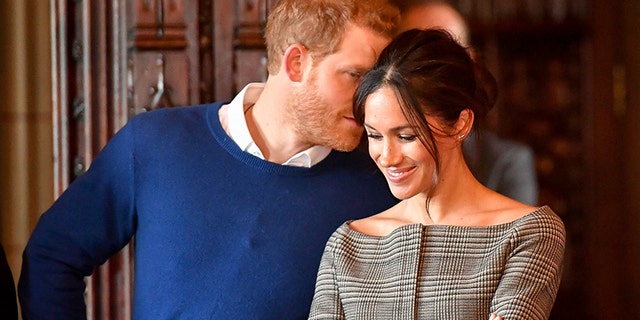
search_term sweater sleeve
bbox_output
[490,211,566,320]
[18,119,139,320]
[308,235,345,320]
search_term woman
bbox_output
[308,29,565,320]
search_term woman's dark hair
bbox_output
[354,28,497,206]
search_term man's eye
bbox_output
[348,71,361,79]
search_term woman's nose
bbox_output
[378,141,401,167]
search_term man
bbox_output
[398,0,539,206]
[18,0,400,318]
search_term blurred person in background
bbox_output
[399,0,539,206]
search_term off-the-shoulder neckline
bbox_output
[343,205,552,239]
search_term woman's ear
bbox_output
[283,44,308,82]
[455,109,474,137]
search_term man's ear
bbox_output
[456,109,474,137]
[283,44,308,82]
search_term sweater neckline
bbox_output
[205,102,338,176]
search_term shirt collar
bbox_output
[226,83,331,168]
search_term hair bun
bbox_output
[472,61,498,120]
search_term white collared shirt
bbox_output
[225,83,331,168]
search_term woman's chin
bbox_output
[389,188,416,200]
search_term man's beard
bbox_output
[286,77,362,152]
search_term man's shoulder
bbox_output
[132,102,223,125]
[323,150,393,198]
[326,149,380,172]
[124,102,225,137]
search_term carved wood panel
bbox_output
[127,0,195,114]
[51,0,132,318]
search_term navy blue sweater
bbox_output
[18,103,397,319]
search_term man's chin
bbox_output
[326,134,361,152]
[332,144,357,152]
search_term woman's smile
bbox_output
[384,166,417,184]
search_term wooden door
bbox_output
[51,0,272,318]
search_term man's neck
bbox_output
[249,93,314,164]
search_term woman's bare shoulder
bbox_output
[348,204,416,237]
[480,193,538,225]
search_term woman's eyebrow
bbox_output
[364,123,414,132]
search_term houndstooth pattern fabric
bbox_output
[309,206,565,320]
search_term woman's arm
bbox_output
[308,239,345,320]
[491,212,566,319]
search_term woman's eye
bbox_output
[400,135,418,142]
[367,133,383,141]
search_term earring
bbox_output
[457,134,465,142]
